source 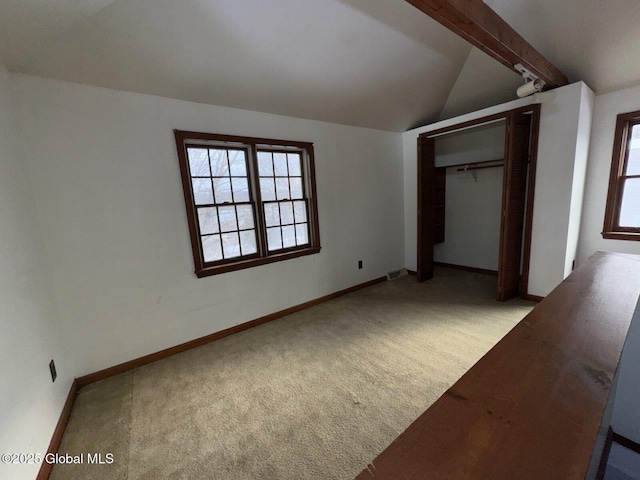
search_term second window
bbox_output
[175,131,321,277]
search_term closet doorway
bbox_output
[417,104,541,301]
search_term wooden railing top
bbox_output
[357,252,640,480]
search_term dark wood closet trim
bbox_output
[497,108,532,301]
[416,104,541,299]
[423,113,507,138]
[520,104,541,297]
[417,135,436,281]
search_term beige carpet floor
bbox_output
[50,268,535,480]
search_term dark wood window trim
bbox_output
[175,130,321,277]
[603,110,640,240]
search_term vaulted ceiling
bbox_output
[1,0,639,132]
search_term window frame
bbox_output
[175,130,321,277]
[603,110,640,241]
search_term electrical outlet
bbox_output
[358,260,363,269]
[49,359,57,383]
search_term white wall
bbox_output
[0,66,71,480]
[528,82,594,294]
[403,82,594,297]
[563,85,594,277]
[433,122,505,271]
[435,167,503,271]
[577,84,640,264]
[439,47,523,121]
[11,75,405,377]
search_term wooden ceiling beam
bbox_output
[405,0,568,88]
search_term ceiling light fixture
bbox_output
[514,63,546,98]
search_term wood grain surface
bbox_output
[357,252,640,480]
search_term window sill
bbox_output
[602,231,640,241]
[195,246,321,277]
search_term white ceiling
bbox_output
[1,0,639,132]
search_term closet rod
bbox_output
[444,157,504,170]
[456,163,504,172]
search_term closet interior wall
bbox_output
[433,121,506,273]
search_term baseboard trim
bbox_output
[433,261,498,276]
[77,276,387,387]
[409,267,544,303]
[407,270,417,276]
[39,276,387,479]
[523,293,545,302]
[36,380,79,480]
[612,431,640,455]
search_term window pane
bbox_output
[293,201,307,223]
[231,177,250,203]
[179,132,318,273]
[296,223,309,245]
[276,178,290,200]
[213,177,233,204]
[188,148,210,176]
[192,178,213,205]
[218,205,238,232]
[259,178,276,201]
[290,177,303,199]
[197,207,219,235]
[202,235,223,262]
[287,153,301,176]
[209,149,229,176]
[620,178,640,227]
[282,225,296,248]
[267,227,282,251]
[264,203,280,227]
[240,230,257,255]
[221,232,241,258]
[627,150,640,176]
[280,201,294,225]
[236,204,255,230]
[626,125,640,175]
[228,150,247,176]
[258,151,273,176]
[274,153,288,176]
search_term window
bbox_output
[603,110,640,240]
[175,131,321,277]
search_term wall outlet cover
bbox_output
[49,359,57,382]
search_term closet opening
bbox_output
[417,105,541,301]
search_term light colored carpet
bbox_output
[50,268,534,480]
